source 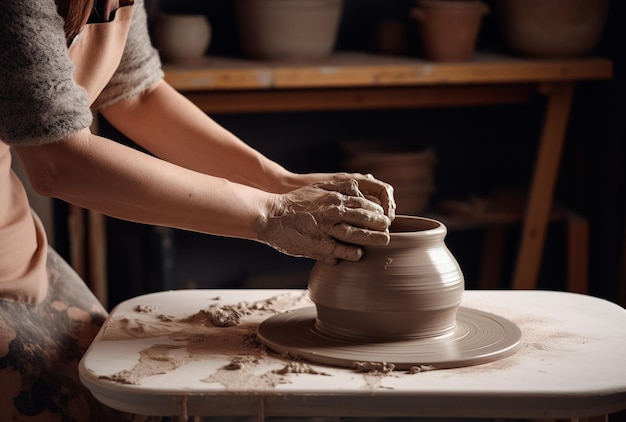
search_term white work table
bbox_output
[79,289,626,420]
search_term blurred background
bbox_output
[19,0,625,310]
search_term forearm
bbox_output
[100,81,304,193]
[15,129,273,240]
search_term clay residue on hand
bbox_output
[253,179,391,265]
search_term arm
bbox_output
[3,0,392,264]
[15,129,391,264]
[14,128,269,239]
[100,80,303,194]
[100,80,395,217]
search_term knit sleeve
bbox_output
[0,0,93,146]
[93,0,164,110]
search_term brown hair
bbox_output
[55,0,95,45]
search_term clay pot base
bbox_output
[257,306,521,370]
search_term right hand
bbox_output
[253,177,392,265]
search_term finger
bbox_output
[331,242,363,262]
[315,178,363,198]
[352,175,396,220]
[322,255,339,265]
[343,195,385,215]
[328,223,390,247]
[341,207,391,231]
[365,181,396,220]
[364,193,382,207]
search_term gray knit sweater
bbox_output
[0,0,163,146]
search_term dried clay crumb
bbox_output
[223,356,259,370]
[273,362,330,376]
[407,364,435,374]
[353,361,395,373]
[235,292,310,315]
[134,304,157,313]
[207,305,241,327]
[133,304,174,322]
[181,305,241,327]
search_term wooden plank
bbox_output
[181,84,534,114]
[88,210,108,308]
[617,223,626,308]
[479,227,508,290]
[566,212,589,294]
[68,205,85,279]
[163,52,613,91]
[512,83,574,290]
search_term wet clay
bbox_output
[253,177,393,265]
[257,306,521,370]
[97,292,330,387]
[258,216,522,370]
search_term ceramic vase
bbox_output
[308,216,464,341]
[496,0,610,58]
[235,0,343,61]
[152,13,211,63]
[411,0,489,62]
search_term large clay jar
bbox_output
[235,0,343,61]
[152,13,211,63]
[496,0,610,58]
[411,0,489,62]
[308,216,464,341]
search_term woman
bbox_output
[0,0,395,420]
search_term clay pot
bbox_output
[308,216,464,341]
[411,0,489,62]
[153,14,211,63]
[496,0,610,58]
[235,0,343,61]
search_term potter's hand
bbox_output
[338,173,396,221]
[298,172,396,221]
[254,178,392,265]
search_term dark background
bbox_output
[62,0,625,308]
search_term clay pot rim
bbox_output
[389,215,445,236]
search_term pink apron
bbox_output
[0,2,135,304]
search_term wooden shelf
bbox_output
[158,50,613,291]
[163,51,613,92]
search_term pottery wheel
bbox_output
[257,306,521,370]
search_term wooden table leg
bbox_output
[68,204,86,279]
[512,82,575,290]
[617,219,626,307]
[480,226,508,289]
[88,210,108,308]
[566,211,589,294]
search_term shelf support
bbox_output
[512,82,575,290]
